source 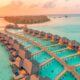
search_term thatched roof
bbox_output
[59,37,70,43]
[46,33,53,38]
[53,35,60,39]
[40,31,46,36]
[68,40,80,47]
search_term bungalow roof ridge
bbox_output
[40,57,54,67]
[52,48,68,53]
[61,53,78,59]
[24,45,33,50]
[31,49,43,56]
[46,44,59,48]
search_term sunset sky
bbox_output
[0,0,80,16]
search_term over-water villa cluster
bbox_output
[0,24,80,80]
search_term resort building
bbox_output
[0,24,80,80]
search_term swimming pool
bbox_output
[75,66,80,75]
[39,59,64,80]
[27,46,41,54]
[63,55,80,66]
[48,45,66,52]
[31,51,52,64]
[55,49,77,58]
[59,71,77,80]
[19,33,58,47]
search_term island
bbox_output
[4,16,50,24]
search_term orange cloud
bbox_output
[0,0,80,16]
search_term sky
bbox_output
[0,0,80,16]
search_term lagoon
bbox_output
[29,16,80,43]
[0,16,80,43]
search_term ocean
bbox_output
[0,16,80,42]
[28,16,80,43]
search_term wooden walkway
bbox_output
[55,69,66,80]
[75,64,80,68]
[61,53,78,59]
[31,50,43,56]
[52,48,68,53]
[47,44,59,48]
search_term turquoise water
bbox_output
[16,38,24,43]
[59,71,77,80]
[29,17,80,43]
[27,46,41,54]
[0,43,12,80]
[55,49,77,58]
[64,55,80,66]
[31,51,52,64]
[39,59,64,80]
[21,42,32,47]
[48,45,66,52]
[75,66,80,75]
[17,33,58,47]
[35,39,57,47]
[6,27,80,79]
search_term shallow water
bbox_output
[29,16,80,43]
[0,43,12,80]
[0,16,80,42]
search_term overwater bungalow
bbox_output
[4,35,10,41]
[58,37,70,45]
[9,49,18,57]
[32,30,40,36]
[18,48,32,59]
[24,28,29,33]
[78,46,80,54]
[67,40,80,50]
[44,33,53,39]
[51,35,60,42]
[30,75,50,80]
[10,56,22,68]
[38,31,46,37]
[2,26,80,80]
[28,29,34,34]
[18,49,26,59]
[0,37,4,42]
[23,59,40,75]
[13,43,21,51]
[12,65,28,80]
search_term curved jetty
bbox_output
[0,24,80,80]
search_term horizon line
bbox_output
[0,13,80,17]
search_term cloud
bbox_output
[75,4,80,9]
[42,0,56,8]
[29,4,40,8]
[65,0,70,2]
[10,0,23,6]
